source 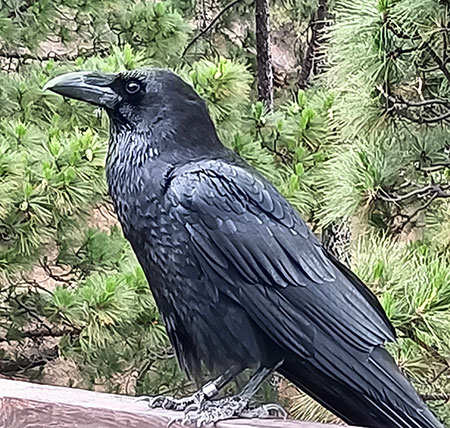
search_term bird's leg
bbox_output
[141,366,238,411]
[178,361,286,427]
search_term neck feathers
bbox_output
[108,125,161,167]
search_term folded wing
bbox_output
[165,159,396,360]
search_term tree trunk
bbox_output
[321,219,352,268]
[255,0,273,110]
[298,0,328,89]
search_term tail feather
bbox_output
[278,346,444,428]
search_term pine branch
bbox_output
[418,161,450,172]
[424,41,450,84]
[0,345,58,374]
[0,326,80,343]
[39,259,74,285]
[385,20,421,41]
[377,83,450,124]
[394,193,438,233]
[397,109,450,124]
[378,184,450,202]
[11,295,54,336]
[395,98,450,109]
[182,0,245,57]
[0,47,108,64]
[431,366,450,384]
[399,325,450,369]
[378,184,450,233]
[423,394,450,402]
[376,30,450,124]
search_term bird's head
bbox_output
[44,69,222,159]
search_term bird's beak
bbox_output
[43,71,120,108]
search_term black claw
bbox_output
[175,396,288,426]
[184,403,198,413]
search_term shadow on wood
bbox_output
[0,379,362,428]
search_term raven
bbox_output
[44,69,444,428]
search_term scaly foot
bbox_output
[138,390,206,411]
[171,395,287,427]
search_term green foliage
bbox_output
[111,2,191,66]
[322,0,450,233]
[353,234,450,422]
[185,58,253,135]
[297,0,450,423]
[0,121,107,274]
[233,89,333,215]
[1,0,191,68]
[46,256,171,383]
[317,136,402,225]
[1,0,449,425]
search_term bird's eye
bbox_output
[125,81,141,94]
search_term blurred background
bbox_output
[0,0,449,424]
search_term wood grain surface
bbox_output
[0,379,361,428]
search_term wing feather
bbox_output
[166,160,396,359]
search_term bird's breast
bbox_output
[111,183,195,277]
[106,158,202,294]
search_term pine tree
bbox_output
[0,1,448,425]
[300,0,450,423]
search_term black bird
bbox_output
[44,69,444,428]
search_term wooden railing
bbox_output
[0,379,360,428]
